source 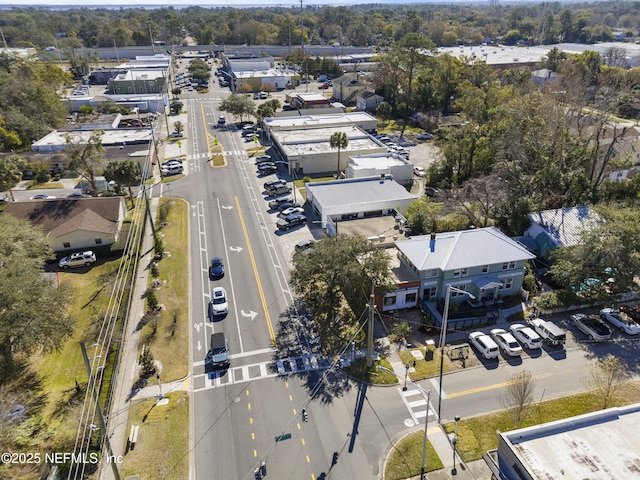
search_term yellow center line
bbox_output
[447,369,573,398]
[235,196,276,342]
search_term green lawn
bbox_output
[384,430,443,480]
[138,198,190,382]
[120,392,189,480]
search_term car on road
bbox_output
[58,251,97,269]
[490,328,523,357]
[268,196,294,209]
[278,206,304,218]
[413,166,426,177]
[207,332,230,369]
[208,257,224,280]
[67,192,91,198]
[600,307,640,334]
[264,179,287,190]
[209,287,228,318]
[277,213,306,231]
[417,132,433,140]
[509,324,542,350]
[30,194,56,200]
[257,162,278,174]
[217,115,226,126]
[619,305,640,322]
[571,313,611,341]
[318,83,329,89]
[468,331,499,359]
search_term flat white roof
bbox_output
[32,129,152,149]
[234,68,289,78]
[114,70,165,81]
[264,111,376,130]
[501,405,640,479]
[274,125,384,156]
[350,153,409,168]
[306,176,417,208]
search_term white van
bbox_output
[529,318,566,346]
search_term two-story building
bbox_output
[382,227,535,327]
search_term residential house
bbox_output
[3,197,127,253]
[356,89,384,113]
[523,206,603,258]
[387,228,535,325]
[332,74,368,106]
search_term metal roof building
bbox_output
[305,175,417,236]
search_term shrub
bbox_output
[145,287,159,312]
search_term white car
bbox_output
[600,308,640,335]
[413,166,426,177]
[59,251,97,269]
[209,287,228,317]
[509,323,542,350]
[468,331,499,359]
[490,328,523,357]
[278,207,304,218]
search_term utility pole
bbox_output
[366,292,374,368]
[80,342,120,480]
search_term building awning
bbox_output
[473,276,501,290]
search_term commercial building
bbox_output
[305,175,417,235]
[346,153,413,185]
[485,404,640,479]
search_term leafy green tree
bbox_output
[173,120,184,136]
[96,99,132,115]
[65,131,105,192]
[376,102,392,127]
[329,131,348,177]
[0,115,22,152]
[549,205,640,300]
[0,155,26,201]
[256,103,275,123]
[289,236,392,355]
[405,197,443,235]
[103,160,141,199]
[0,215,72,376]
[219,93,255,123]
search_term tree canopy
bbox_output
[219,93,255,122]
[289,236,392,355]
[0,215,73,376]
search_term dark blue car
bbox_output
[208,257,225,280]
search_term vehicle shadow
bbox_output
[542,345,567,360]
[500,355,524,366]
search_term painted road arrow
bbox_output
[229,246,243,253]
[197,341,202,352]
[221,205,233,210]
[241,310,258,321]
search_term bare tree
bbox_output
[503,370,536,427]
[586,354,629,409]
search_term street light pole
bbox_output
[403,362,410,391]
[377,365,431,479]
[437,285,475,422]
[452,415,460,475]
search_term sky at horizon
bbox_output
[0,0,373,6]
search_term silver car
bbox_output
[571,313,611,341]
[490,328,523,357]
[509,324,542,349]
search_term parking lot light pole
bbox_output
[377,365,431,479]
[437,285,475,422]
[452,415,460,475]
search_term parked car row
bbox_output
[469,318,563,359]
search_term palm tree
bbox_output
[329,132,348,178]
